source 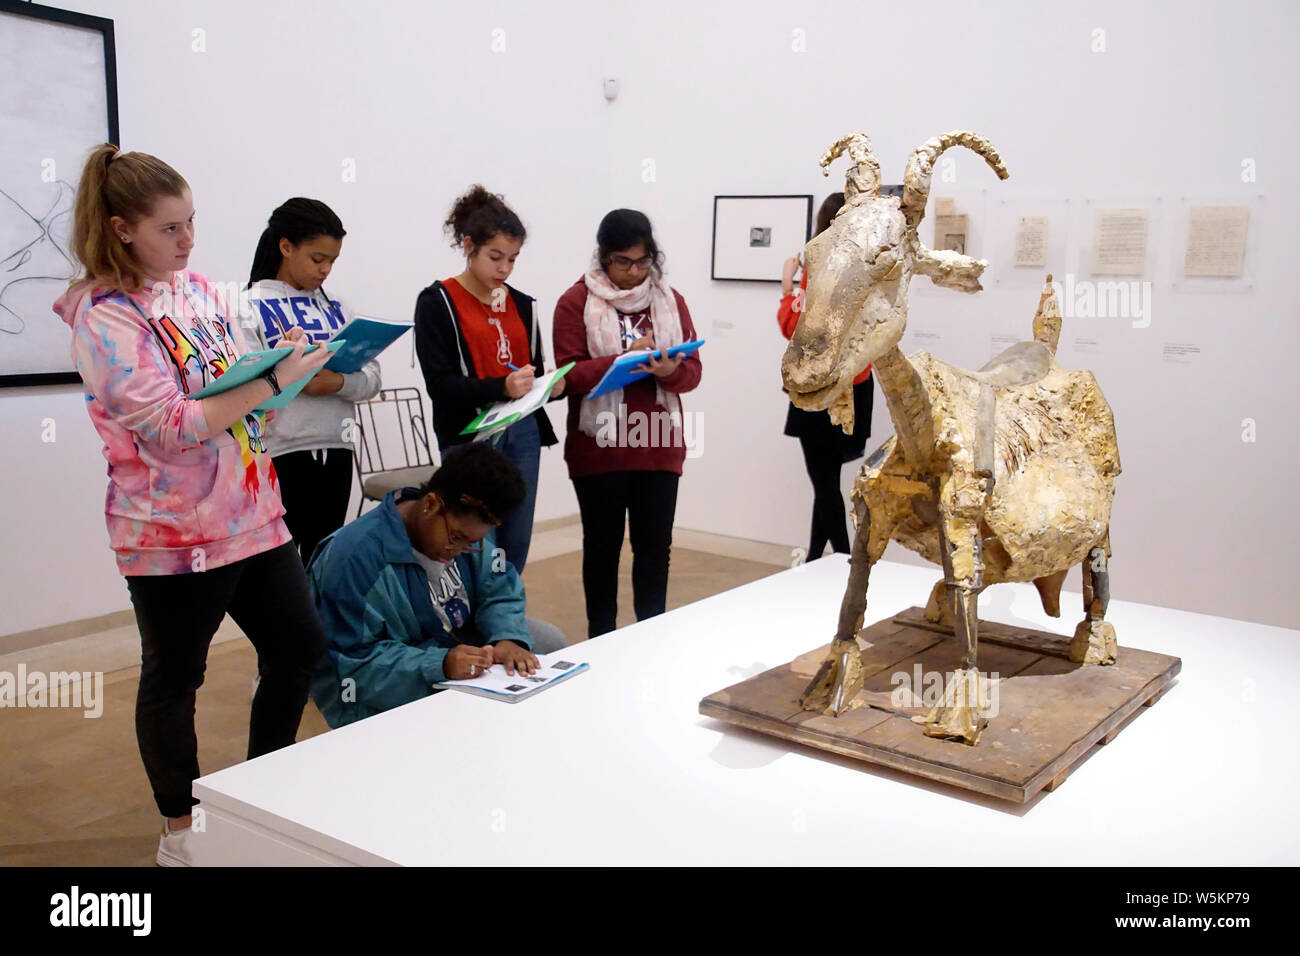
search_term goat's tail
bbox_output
[1033,274,1062,356]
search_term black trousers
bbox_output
[272,448,355,567]
[125,542,329,818]
[572,470,680,638]
[798,432,850,558]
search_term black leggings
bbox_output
[125,541,328,818]
[572,471,679,639]
[799,433,850,558]
[273,448,355,567]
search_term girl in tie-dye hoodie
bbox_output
[53,144,332,866]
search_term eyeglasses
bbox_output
[438,510,484,553]
[608,254,653,271]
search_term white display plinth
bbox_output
[189,556,1299,866]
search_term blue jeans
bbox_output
[489,415,541,573]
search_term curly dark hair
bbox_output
[444,184,525,253]
[418,442,525,525]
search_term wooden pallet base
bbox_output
[699,607,1181,803]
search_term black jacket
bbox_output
[783,372,874,463]
[413,280,559,451]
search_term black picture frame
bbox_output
[710,194,813,283]
[0,0,119,388]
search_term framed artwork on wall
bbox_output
[1,0,119,387]
[711,194,812,282]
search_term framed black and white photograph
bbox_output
[0,1,119,387]
[711,194,812,282]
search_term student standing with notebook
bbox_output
[414,185,563,573]
[552,209,703,638]
[243,199,382,565]
[53,145,332,866]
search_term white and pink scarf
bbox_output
[579,254,685,438]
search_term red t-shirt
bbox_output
[442,277,531,377]
[552,279,703,479]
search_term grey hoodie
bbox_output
[241,279,382,456]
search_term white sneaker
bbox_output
[156,821,195,867]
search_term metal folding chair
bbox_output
[352,387,437,515]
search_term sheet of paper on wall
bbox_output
[1014,215,1049,267]
[1183,204,1249,277]
[1091,207,1148,275]
[934,213,968,254]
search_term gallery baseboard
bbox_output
[0,608,137,656]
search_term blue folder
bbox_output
[324,316,412,374]
[585,339,705,400]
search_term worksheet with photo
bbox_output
[433,649,589,703]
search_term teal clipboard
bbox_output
[188,341,346,411]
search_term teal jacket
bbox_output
[307,489,532,727]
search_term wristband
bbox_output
[261,368,281,396]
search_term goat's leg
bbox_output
[800,497,890,716]
[1069,535,1118,665]
[922,474,990,745]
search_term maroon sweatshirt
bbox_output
[552,279,703,479]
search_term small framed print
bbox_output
[711,195,812,282]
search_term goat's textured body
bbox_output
[784,129,1122,744]
[858,351,1119,586]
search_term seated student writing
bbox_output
[307,442,566,727]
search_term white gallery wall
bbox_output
[1,0,1296,635]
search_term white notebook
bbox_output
[433,649,589,703]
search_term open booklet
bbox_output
[433,649,589,703]
[461,362,575,439]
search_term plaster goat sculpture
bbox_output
[782,131,1121,745]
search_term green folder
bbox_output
[189,340,346,411]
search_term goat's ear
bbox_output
[913,246,988,294]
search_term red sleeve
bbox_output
[552,283,616,397]
[658,290,702,394]
[776,270,806,339]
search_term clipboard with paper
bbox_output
[585,339,705,400]
[460,362,575,439]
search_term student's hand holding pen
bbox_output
[445,643,495,680]
[275,333,333,385]
[504,363,535,398]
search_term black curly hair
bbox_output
[418,442,525,525]
[444,184,525,254]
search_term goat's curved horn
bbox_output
[901,131,1009,236]
[819,132,881,201]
